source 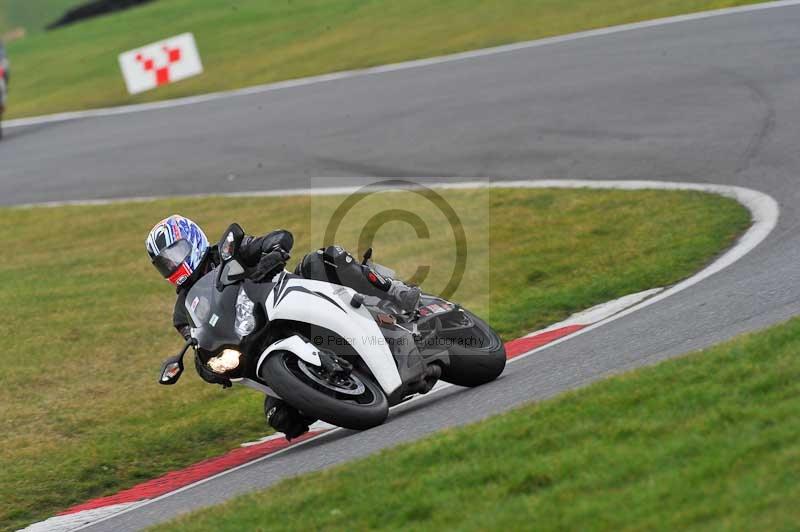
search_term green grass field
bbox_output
[155,315,800,532]
[3,0,767,119]
[0,188,749,530]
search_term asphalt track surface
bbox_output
[5,3,800,529]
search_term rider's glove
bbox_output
[178,325,192,341]
[252,246,290,282]
[194,354,232,388]
[269,244,291,261]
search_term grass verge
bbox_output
[0,188,749,530]
[0,0,77,35]
[4,0,767,119]
[154,314,800,532]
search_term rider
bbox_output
[145,215,421,439]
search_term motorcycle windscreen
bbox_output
[185,269,243,353]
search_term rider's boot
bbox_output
[362,264,420,313]
[387,279,421,313]
[265,396,313,441]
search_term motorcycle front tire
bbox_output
[261,351,389,431]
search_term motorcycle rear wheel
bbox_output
[439,309,507,387]
[262,351,389,430]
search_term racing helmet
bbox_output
[146,215,209,286]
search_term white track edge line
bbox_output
[7,0,800,130]
[19,502,146,532]
[3,178,781,209]
[526,287,665,336]
[67,178,779,531]
[71,430,332,531]
[495,180,779,363]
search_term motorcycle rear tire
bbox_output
[440,310,506,387]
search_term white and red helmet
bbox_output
[146,215,209,286]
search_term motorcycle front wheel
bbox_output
[261,351,389,430]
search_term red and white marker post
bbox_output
[118,33,203,95]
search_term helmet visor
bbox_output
[152,239,193,279]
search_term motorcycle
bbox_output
[0,47,8,139]
[158,224,506,431]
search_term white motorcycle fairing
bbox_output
[257,335,320,370]
[257,272,403,396]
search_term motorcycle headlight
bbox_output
[235,287,256,336]
[208,348,242,373]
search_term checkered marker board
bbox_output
[118,33,203,95]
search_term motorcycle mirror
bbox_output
[159,355,184,385]
[158,338,194,385]
[218,223,245,262]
